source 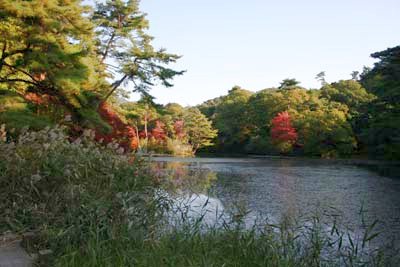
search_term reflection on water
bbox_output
[150,161,217,194]
[149,157,400,246]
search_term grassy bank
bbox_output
[0,126,398,266]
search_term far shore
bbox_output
[143,153,400,166]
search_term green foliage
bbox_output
[93,0,184,100]
[320,80,375,113]
[77,107,112,134]
[361,46,400,103]
[359,46,400,159]
[0,0,100,108]
[183,107,218,152]
[0,90,53,131]
[293,106,356,158]
[0,0,183,137]
[213,86,253,152]
[279,78,302,90]
[202,85,358,157]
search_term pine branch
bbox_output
[0,42,7,73]
[103,74,128,102]
[101,32,116,63]
[3,62,39,82]
[0,78,37,86]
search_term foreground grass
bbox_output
[0,126,398,266]
[54,223,397,267]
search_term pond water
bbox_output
[150,157,400,247]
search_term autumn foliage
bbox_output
[151,120,167,141]
[270,111,297,152]
[97,102,138,151]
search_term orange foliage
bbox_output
[24,93,52,106]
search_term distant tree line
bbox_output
[198,47,400,159]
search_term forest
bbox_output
[0,1,399,160]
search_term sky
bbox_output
[92,0,400,105]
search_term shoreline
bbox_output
[143,153,400,166]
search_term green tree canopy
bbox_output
[213,86,253,151]
[0,0,101,109]
[183,107,217,153]
[278,78,301,90]
[359,45,400,159]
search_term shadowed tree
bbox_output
[279,78,301,90]
[360,45,400,159]
[350,71,359,80]
[315,71,327,86]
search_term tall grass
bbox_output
[0,126,159,256]
[54,210,398,267]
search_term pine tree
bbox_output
[92,0,184,101]
[0,0,101,110]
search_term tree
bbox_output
[0,0,104,114]
[96,101,138,151]
[183,107,217,153]
[278,78,301,90]
[92,0,184,102]
[213,86,253,152]
[270,111,297,153]
[173,120,186,140]
[164,103,184,119]
[151,120,166,141]
[361,46,400,103]
[359,45,400,159]
[350,71,359,80]
[320,80,375,112]
[315,71,327,86]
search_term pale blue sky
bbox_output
[92,0,400,105]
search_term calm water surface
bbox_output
[150,157,400,247]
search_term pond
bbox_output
[149,156,400,248]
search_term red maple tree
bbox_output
[151,120,167,141]
[270,111,297,144]
[96,102,138,151]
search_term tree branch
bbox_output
[3,62,39,82]
[0,78,37,86]
[101,32,116,63]
[0,42,6,73]
[102,74,128,102]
